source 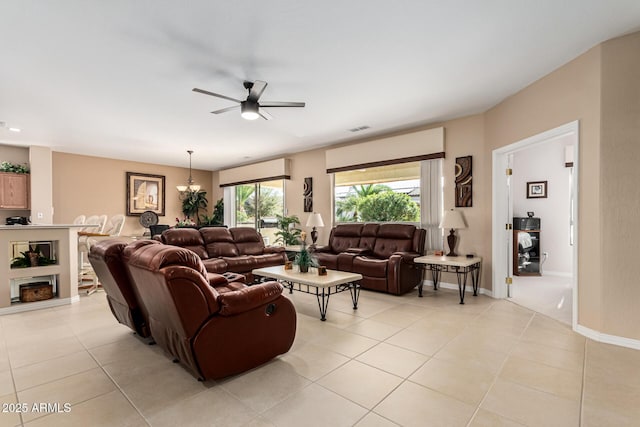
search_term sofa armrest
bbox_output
[313,245,332,253]
[264,246,286,254]
[346,247,371,255]
[207,272,228,287]
[390,252,421,263]
[217,281,284,316]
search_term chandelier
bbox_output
[176,150,201,193]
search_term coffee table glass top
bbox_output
[252,265,362,288]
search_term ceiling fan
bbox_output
[192,80,305,121]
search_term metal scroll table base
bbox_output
[418,263,481,304]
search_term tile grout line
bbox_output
[74,322,153,426]
[464,304,537,427]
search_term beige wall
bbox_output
[44,30,640,343]
[52,152,213,236]
[485,45,603,331]
[600,31,640,340]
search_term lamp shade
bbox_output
[306,212,324,227]
[440,209,466,229]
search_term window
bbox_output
[334,162,421,223]
[229,179,284,245]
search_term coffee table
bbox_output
[252,266,362,321]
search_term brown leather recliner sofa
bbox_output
[314,223,426,295]
[157,227,287,282]
[127,243,296,380]
[88,239,161,337]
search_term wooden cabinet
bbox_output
[513,217,541,276]
[0,172,30,209]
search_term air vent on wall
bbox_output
[348,125,370,133]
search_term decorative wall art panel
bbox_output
[303,177,313,212]
[455,156,472,207]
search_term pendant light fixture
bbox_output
[176,150,201,193]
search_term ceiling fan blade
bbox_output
[259,109,273,120]
[247,80,268,102]
[260,101,305,108]
[211,105,240,114]
[192,88,242,104]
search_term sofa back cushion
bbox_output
[359,223,379,252]
[230,227,265,255]
[330,224,363,253]
[161,228,209,259]
[372,224,416,258]
[200,227,239,257]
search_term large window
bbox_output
[231,179,284,245]
[334,162,421,223]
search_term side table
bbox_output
[413,255,482,304]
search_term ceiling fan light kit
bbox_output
[240,101,260,120]
[193,80,305,121]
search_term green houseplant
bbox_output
[11,245,56,268]
[0,161,30,174]
[274,214,302,246]
[201,198,224,226]
[181,190,208,226]
[294,242,318,273]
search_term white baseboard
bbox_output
[421,280,493,297]
[0,296,79,316]
[575,324,640,350]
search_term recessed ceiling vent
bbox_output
[348,125,370,133]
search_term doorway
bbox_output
[492,121,579,327]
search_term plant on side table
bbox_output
[294,242,318,273]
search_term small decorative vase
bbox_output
[299,264,309,273]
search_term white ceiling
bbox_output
[1,1,639,171]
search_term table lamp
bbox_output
[306,212,324,248]
[440,209,467,257]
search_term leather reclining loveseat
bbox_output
[89,239,296,380]
[314,223,426,295]
[157,227,286,282]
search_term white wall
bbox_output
[513,136,573,276]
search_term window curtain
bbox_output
[421,159,443,253]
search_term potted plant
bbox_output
[11,245,56,268]
[181,190,208,226]
[200,198,224,226]
[274,214,302,246]
[294,242,318,273]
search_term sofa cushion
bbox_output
[230,227,265,255]
[250,253,288,269]
[315,252,338,270]
[222,255,257,273]
[359,223,379,252]
[201,258,228,274]
[372,224,416,258]
[330,224,363,253]
[352,256,388,278]
[200,227,239,257]
[161,228,209,259]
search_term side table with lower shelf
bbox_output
[413,255,482,304]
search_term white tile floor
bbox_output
[1,286,639,426]
[511,275,573,325]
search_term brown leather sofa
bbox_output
[88,239,160,337]
[157,227,287,282]
[127,243,296,380]
[314,223,426,295]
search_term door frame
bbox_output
[492,120,580,328]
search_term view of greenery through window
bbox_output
[335,162,420,223]
[234,180,284,244]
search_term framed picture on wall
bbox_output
[126,172,166,216]
[526,181,548,199]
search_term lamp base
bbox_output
[446,229,458,257]
[310,227,318,248]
